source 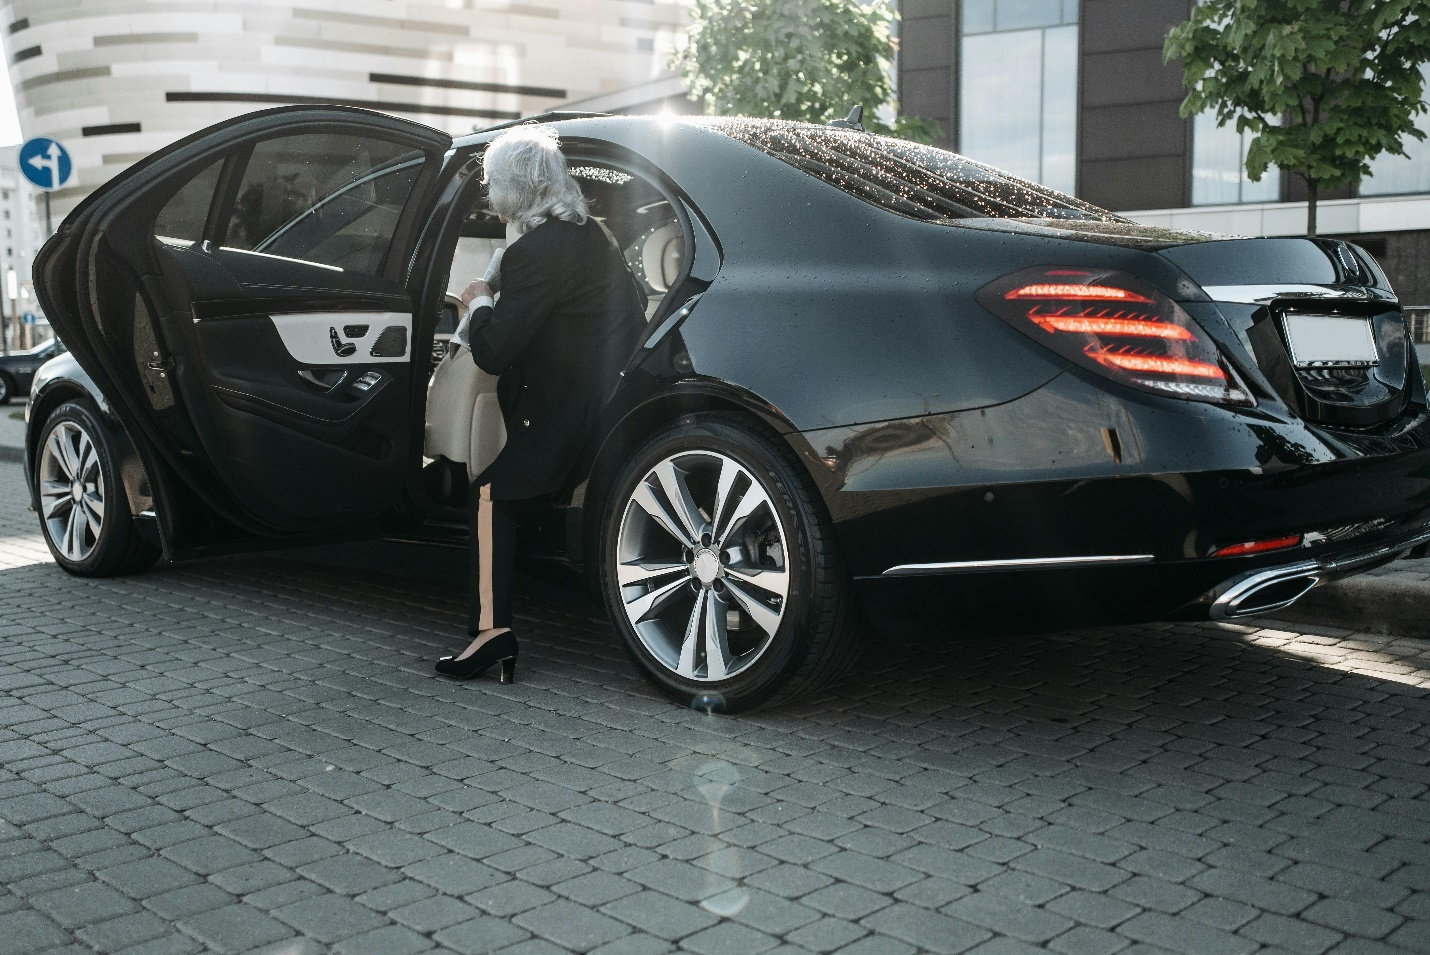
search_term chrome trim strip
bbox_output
[1200,284,1395,305]
[882,554,1155,576]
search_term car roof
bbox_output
[451,112,732,149]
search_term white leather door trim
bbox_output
[269,312,412,365]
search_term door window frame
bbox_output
[188,123,447,285]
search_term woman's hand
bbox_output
[461,279,493,311]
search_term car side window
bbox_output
[223,133,425,275]
[153,160,222,246]
[567,161,689,320]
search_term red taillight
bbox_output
[1006,284,1154,304]
[1089,351,1226,379]
[1028,308,1194,340]
[977,267,1253,407]
[1212,535,1303,558]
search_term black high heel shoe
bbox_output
[435,630,518,683]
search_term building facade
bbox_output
[0,144,46,345]
[900,0,1430,305]
[0,0,691,223]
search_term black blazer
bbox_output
[468,217,647,500]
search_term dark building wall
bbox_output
[1077,0,1193,211]
[899,0,956,150]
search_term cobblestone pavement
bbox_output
[2,464,1429,955]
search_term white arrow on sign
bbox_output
[27,141,64,189]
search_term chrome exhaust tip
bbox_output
[1209,561,1320,619]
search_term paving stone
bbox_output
[1116,911,1258,955]
[333,923,435,955]
[783,917,868,953]
[679,921,781,955]
[1,469,1428,955]
[469,879,556,916]
[96,856,199,899]
[392,894,481,932]
[944,891,1076,943]
[513,899,631,952]
[31,881,138,927]
[802,881,894,919]
[273,893,390,943]
[1238,912,1343,955]
[1301,898,1403,939]
[74,909,172,950]
[403,854,505,894]
[144,883,238,921]
[178,904,294,954]
[433,916,532,955]
[861,903,993,954]
[0,910,70,955]
[601,890,718,940]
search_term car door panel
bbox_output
[37,107,452,549]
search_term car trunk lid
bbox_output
[1160,237,1413,430]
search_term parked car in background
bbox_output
[24,107,1430,711]
[0,337,66,404]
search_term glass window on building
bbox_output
[1362,64,1430,197]
[1191,112,1280,205]
[959,0,1079,196]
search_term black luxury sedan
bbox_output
[0,336,66,403]
[25,106,1430,710]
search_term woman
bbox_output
[436,126,647,683]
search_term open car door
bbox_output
[35,107,452,555]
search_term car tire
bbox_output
[0,372,14,405]
[600,413,864,712]
[34,400,161,577]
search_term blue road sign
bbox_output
[21,312,37,326]
[19,137,72,191]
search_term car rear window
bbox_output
[704,119,1125,224]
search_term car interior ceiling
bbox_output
[420,159,688,512]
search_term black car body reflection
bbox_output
[25,108,1430,710]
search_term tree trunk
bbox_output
[1307,179,1319,237]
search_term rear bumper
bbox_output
[853,518,1430,632]
[802,369,1430,630]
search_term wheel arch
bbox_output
[572,382,824,588]
[27,377,155,530]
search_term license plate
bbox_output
[1282,314,1378,368]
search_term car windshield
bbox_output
[703,119,1125,224]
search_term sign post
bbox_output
[12,137,72,353]
[19,136,73,235]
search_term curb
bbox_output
[1264,571,1430,638]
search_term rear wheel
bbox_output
[35,401,160,577]
[0,372,14,404]
[601,414,863,711]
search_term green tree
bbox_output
[673,0,941,143]
[1165,0,1430,236]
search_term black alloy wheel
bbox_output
[601,413,864,711]
[34,400,160,577]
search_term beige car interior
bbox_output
[422,160,687,500]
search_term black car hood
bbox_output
[949,217,1233,251]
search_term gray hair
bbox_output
[482,126,588,234]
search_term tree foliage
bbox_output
[1165,0,1430,235]
[673,0,941,143]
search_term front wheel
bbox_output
[0,372,14,404]
[601,414,864,712]
[34,401,160,577]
